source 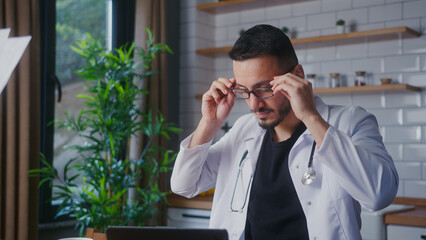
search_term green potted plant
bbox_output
[30,28,180,235]
[281,26,294,38]
[336,19,345,34]
[239,28,245,36]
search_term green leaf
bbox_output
[114,82,125,95]
[76,94,95,101]
[103,80,113,99]
[70,45,88,57]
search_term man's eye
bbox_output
[255,87,272,92]
[234,89,248,93]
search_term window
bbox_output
[52,0,112,203]
[40,0,112,223]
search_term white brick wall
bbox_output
[179,0,426,198]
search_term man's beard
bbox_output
[252,101,292,129]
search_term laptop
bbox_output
[105,226,229,240]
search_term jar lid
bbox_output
[306,74,316,78]
[330,73,340,77]
[355,71,366,76]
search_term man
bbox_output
[171,24,398,240]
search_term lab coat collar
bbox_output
[241,95,329,172]
[241,116,266,174]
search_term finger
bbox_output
[271,75,310,93]
[273,84,291,99]
[217,78,238,97]
[209,83,227,105]
[271,77,296,92]
[273,74,305,87]
[217,77,236,89]
[226,88,236,104]
[212,88,226,104]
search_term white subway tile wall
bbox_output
[179,0,426,198]
[423,163,426,179]
[405,181,426,198]
[395,162,422,179]
[423,54,426,71]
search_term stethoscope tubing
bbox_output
[307,141,316,168]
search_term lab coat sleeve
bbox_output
[316,106,398,211]
[170,132,229,198]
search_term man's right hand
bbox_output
[202,77,236,123]
[189,78,236,148]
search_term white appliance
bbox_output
[167,207,211,228]
[361,204,414,240]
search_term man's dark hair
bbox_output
[229,24,298,71]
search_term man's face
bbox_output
[233,55,292,129]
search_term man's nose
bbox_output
[247,95,264,111]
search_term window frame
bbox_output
[39,0,136,223]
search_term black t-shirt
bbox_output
[245,123,309,240]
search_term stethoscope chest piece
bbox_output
[301,167,316,185]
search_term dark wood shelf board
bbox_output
[196,26,421,56]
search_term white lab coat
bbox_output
[171,96,398,240]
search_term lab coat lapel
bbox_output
[314,95,329,123]
[242,124,266,175]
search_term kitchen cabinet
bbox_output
[167,194,213,210]
[385,197,426,240]
[387,225,426,240]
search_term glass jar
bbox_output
[306,74,316,88]
[355,71,366,86]
[329,73,340,88]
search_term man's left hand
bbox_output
[270,72,317,123]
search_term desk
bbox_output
[385,206,426,227]
[384,197,426,240]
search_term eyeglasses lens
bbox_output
[254,88,273,98]
[233,89,250,99]
[232,88,273,99]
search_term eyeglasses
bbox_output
[230,150,253,213]
[230,83,274,99]
[230,64,298,99]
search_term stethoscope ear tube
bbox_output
[308,141,316,168]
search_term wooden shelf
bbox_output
[314,84,421,94]
[196,84,421,99]
[196,26,421,56]
[197,0,262,13]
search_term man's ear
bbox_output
[293,64,305,79]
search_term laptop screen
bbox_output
[106,226,229,240]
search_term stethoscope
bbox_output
[301,141,317,185]
[230,150,252,213]
[230,141,317,213]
